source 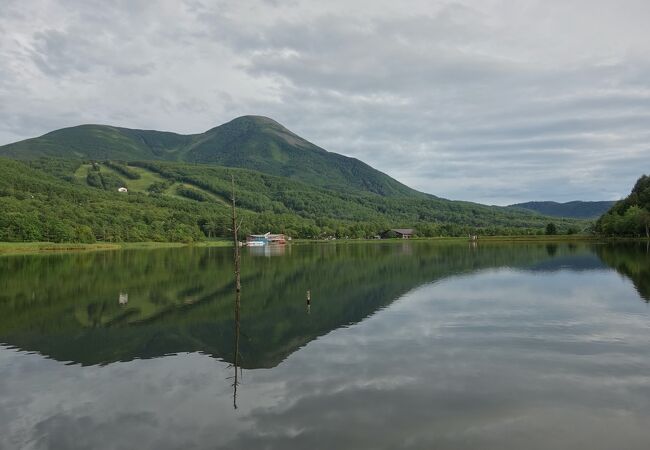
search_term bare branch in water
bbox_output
[230,174,243,409]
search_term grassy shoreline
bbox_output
[0,240,231,256]
[293,235,604,244]
[1,235,646,256]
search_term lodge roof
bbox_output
[391,228,415,235]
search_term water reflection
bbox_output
[229,288,242,410]
[595,242,650,301]
[546,243,558,256]
[247,244,289,257]
[0,242,649,449]
[0,242,647,368]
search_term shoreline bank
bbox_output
[1,235,646,256]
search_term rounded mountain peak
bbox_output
[206,115,285,133]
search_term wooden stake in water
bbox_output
[231,175,241,293]
[230,174,242,408]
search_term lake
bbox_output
[1,241,649,449]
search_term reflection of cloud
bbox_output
[33,412,160,450]
[0,352,255,449]
[2,266,650,449]
[221,269,650,449]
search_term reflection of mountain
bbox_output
[0,242,643,368]
[595,242,650,302]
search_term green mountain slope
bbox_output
[508,201,615,219]
[0,124,191,161]
[0,116,416,197]
[132,160,585,231]
[184,116,417,196]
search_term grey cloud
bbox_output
[30,30,156,77]
[1,0,649,203]
[239,15,522,93]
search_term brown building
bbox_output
[381,228,415,239]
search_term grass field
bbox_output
[72,162,229,205]
[112,165,166,191]
[73,163,167,192]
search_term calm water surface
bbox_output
[1,241,649,449]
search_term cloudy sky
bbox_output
[1,0,649,204]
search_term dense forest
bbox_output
[0,157,585,243]
[596,175,650,237]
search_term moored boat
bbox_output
[246,232,287,246]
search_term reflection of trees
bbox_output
[0,242,627,367]
[546,244,558,257]
[595,242,650,302]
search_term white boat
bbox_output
[246,232,287,246]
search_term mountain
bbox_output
[0,116,416,197]
[508,200,615,219]
[0,116,591,243]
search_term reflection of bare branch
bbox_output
[231,288,242,409]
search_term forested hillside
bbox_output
[0,158,214,242]
[0,157,585,242]
[596,175,650,237]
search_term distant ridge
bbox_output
[508,201,615,219]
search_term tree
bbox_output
[545,222,557,235]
